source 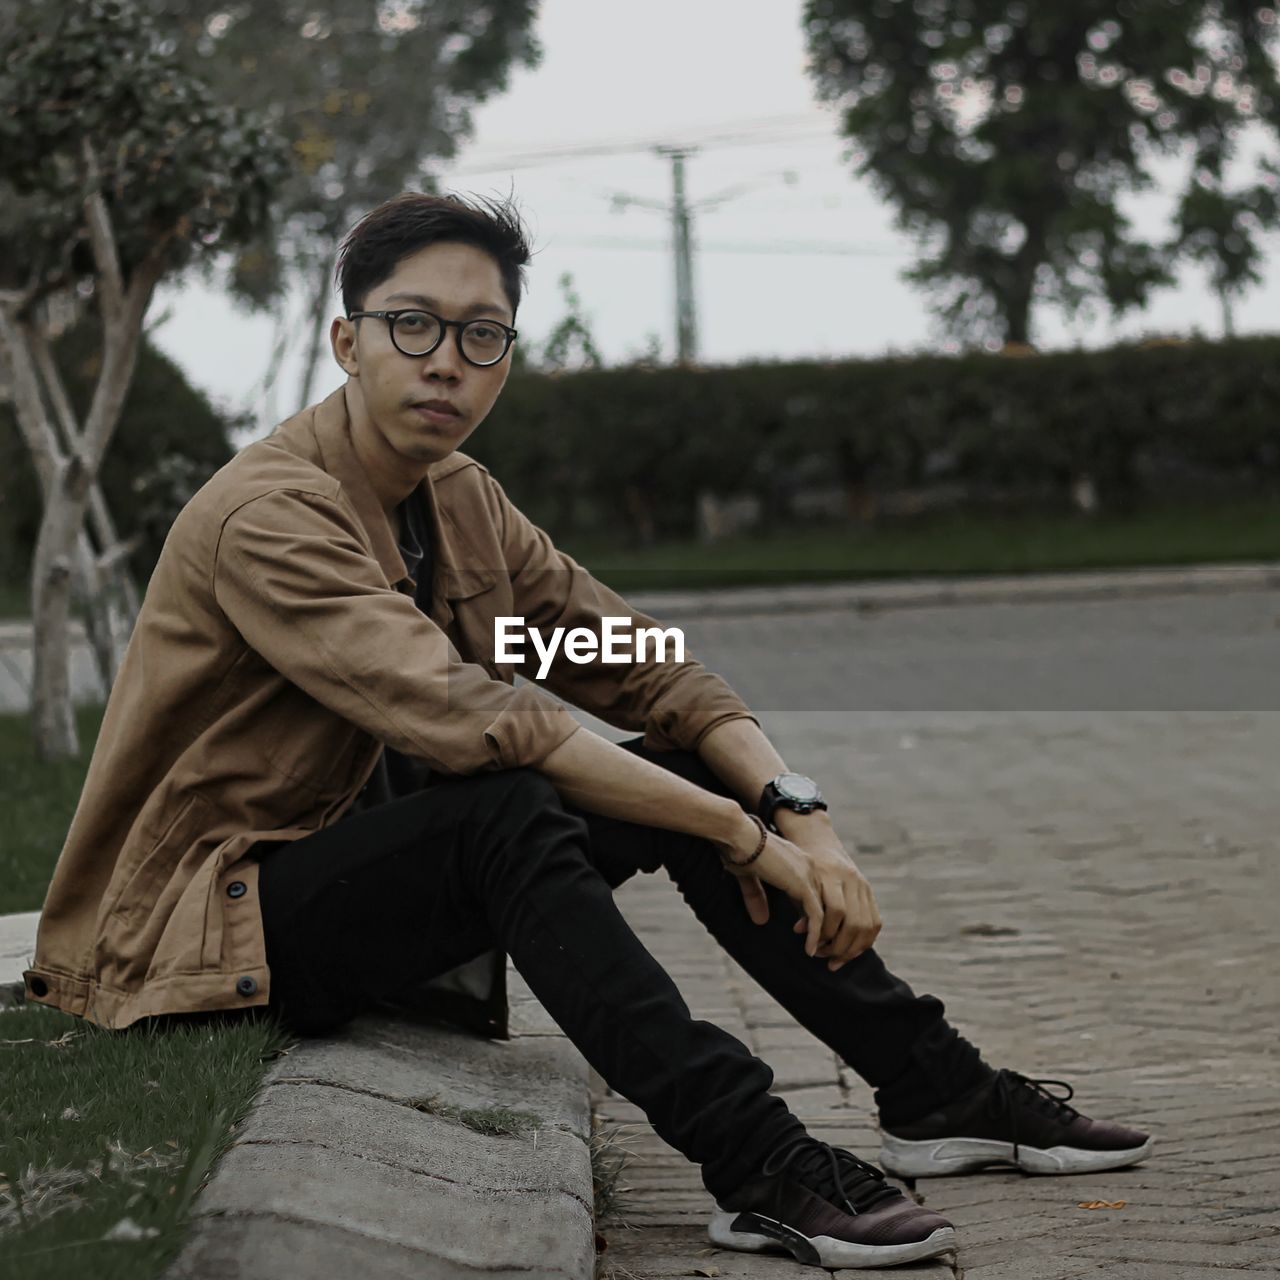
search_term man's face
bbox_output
[333,241,515,466]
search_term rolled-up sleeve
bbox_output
[484,473,759,753]
[213,487,581,774]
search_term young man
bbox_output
[26,192,1152,1271]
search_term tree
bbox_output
[803,1,1280,346]
[1172,156,1279,336]
[147,0,542,411]
[0,0,286,758]
[1,322,242,600]
[535,273,605,373]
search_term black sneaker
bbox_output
[709,1135,957,1269]
[879,1068,1154,1177]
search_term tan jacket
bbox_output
[23,385,757,1034]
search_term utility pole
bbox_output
[655,146,698,365]
[606,155,797,366]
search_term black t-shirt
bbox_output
[345,491,435,815]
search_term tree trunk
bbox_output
[1003,276,1033,346]
[1220,283,1235,339]
[1002,218,1045,348]
[31,501,80,759]
[23,300,139,688]
[4,171,164,757]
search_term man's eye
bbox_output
[470,324,500,340]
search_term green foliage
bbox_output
[143,0,542,307]
[0,0,288,299]
[0,322,239,591]
[1173,155,1280,317]
[802,2,1280,344]
[466,337,1280,547]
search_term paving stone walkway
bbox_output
[590,595,1280,1279]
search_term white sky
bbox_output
[147,0,1280,436]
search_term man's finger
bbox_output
[804,891,823,956]
[738,875,770,925]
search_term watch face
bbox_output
[777,772,820,802]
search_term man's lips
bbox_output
[411,399,460,416]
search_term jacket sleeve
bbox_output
[212,487,582,775]
[484,472,759,753]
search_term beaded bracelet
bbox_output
[721,813,768,867]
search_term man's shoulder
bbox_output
[187,437,341,529]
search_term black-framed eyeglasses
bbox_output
[347,308,518,367]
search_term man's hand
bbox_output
[713,810,882,971]
[693,719,883,970]
[778,813,882,971]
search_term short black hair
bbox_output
[335,191,531,320]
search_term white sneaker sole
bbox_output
[879,1132,1155,1177]
[708,1208,957,1268]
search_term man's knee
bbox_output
[465,766,562,811]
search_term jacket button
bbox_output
[29,976,48,997]
[226,880,247,899]
[235,976,258,997]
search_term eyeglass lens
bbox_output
[392,311,508,364]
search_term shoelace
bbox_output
[987,1068,1080,1163]
[760,1136,902,1220]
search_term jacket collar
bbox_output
[312,385,407,587]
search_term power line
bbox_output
[437,113,841,176]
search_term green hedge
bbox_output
[467,336,1280,546]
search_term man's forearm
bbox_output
[697,716,836,842]
[535,724,753,848]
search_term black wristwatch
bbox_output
[758,772,827,832]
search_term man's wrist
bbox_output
[706,797,758,847]
[773,805,834,840]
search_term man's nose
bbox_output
[420,333,463,379]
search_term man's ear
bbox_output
[331,316,358,376]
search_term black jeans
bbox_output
[253,736,990,1201]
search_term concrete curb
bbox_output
[623,561,1280,620]
[2,915,597,1278]
[3,561,1280,648]
[166,971,596,1280]
[0,911,39,1009]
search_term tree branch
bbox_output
[80,138,125,322]
[78,236,170,482]
[0,302,66,498]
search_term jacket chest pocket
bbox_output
[445,574,508,677]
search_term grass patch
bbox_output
[0,1001,294,1280]
[0,704,293,1280]
[0,704,105,916]
[562,496,1280,593]
[590,1117,639,1280]
[406,1094,542,1138]
[588,1118,635,1226]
